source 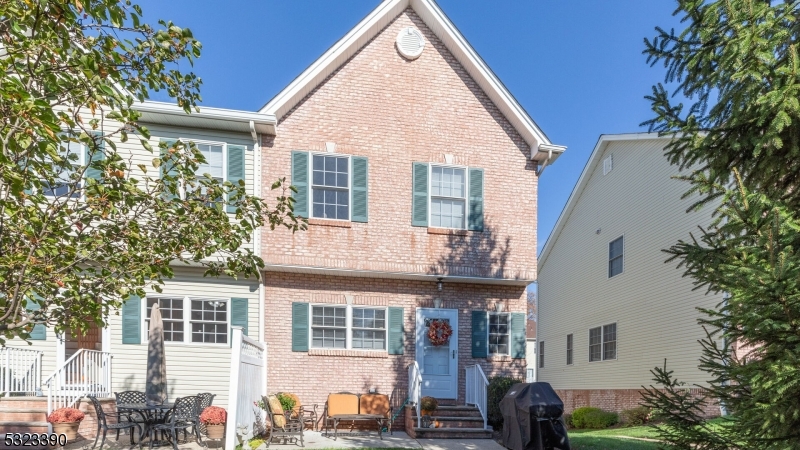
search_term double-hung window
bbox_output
[538,341,545,369]
[312,154,350,220]
[430,165,466,229]
[566,333,573,365]
[185,141,225,199]
[145,296,228,345]
[589,323,616,362]
[43,138,84,198]
[608,236,624,277]
[488,313,510,355]
[310,305,386,350]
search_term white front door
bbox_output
[416,308,458,399]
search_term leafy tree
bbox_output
[641,1,800,448]
[0,0,303,344]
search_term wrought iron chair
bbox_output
[193,392,216,443]
[147,396,198,450]
[88,396,142,449]
[114,391,147,441]
[262,394,304,448]
[277,392,318,431]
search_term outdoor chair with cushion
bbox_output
[114,391,147,441]
[322,392,390,440]
[277,392,319,431]
[147,396,199,450]
[88,395,142,450]
[262,394,304,448]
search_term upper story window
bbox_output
[43,139,84,198]
[312,154,350,220]
[589,323,616,362]
[566,333,573,365]
[145,296,228,345]
[488,312,509,355]
[538,341,545,369]
[430,165,466,229]
[310,304,386,350]
[196,143,224,183]
[608,236,624,278]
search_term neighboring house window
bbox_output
[488,313,509,355]
[43,139,84,197]
[430,165,466,229]
[310,304,386,350]
[589,323,617,361]
[608,236,624,277]
[312,154,350,220]
[538,341,545,368]
[566,333,573,365]
[145,296,228,345]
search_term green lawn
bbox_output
[569,425,661,450]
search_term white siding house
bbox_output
[537,133,723,414]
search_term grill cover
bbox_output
[500,382,570,450]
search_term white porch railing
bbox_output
[408,361,422,428]
[225,327,267,450]
[465,364,489,430]
[1,348,44,396]
[44,349,112,416]
[526,368,535,382]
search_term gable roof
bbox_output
[259,0,565,163]
[538,133,674,270]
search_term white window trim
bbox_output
[308,303,387,351]
[588,323,617,363]
[608,234,624,278]
[428,163,469,230]
[309,152,352,222]
[487,312,510,356]
[179,138,228,199]
[141,295,231,347]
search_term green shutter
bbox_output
[411,163,429,226]
[160,139,179,200]
[468,168,484,231]
[471,311,488,358]
[510,312,526,359]
[387,307,405,355]
[122,295,141,345]
[227,144,246,213]
[230,297,249,337]
[27,297,46,341]
[292,302,309,352]
[291,151,309,218]
[85,132,105,183]
[351,156,368,222]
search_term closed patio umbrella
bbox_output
[146,303,168,405]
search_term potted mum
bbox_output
[47,407,85,440]
[200,406,227,439]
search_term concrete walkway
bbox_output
[62,431,505,450]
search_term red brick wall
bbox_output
[261,8,538,279]
[263,272,527,409]
[555,388,720,419]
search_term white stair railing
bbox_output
[1,348,44,396]
[408,361,423,428]
[45,349,112,416]
[465,364,489,430]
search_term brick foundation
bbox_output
[555,388,720,418]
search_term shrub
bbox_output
[621,406,651,426]
[562,413,573,429]
[571,406,601,429]
[47,407,85,423]
[420,396,438,412]
[487,376,523,427]
[582,410,619,429]
[276,393,296,413]
[200,406,227,425]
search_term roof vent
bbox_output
[396,27,425,60]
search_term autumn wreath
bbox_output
[427,319,452,346]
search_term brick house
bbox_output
[257,0,565,420]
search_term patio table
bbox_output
[117,402,175,446]
[327,413,388,440]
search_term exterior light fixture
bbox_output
[495,301,505,313]
[207,300,224,309]
[437,278,443,292]
[433,298,443,309]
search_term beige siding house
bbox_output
[537,133,722,415]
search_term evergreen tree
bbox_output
[640,1,800,448]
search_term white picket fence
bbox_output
[1,348,44,396]
[465,364,488,430]
[225,327,267,450]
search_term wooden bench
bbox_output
[323,392,392,440]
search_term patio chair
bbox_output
[262,394,304,448]
[193,392,216,442]
[277,392,319,431]
[88,395,142,450]
[147,396,198,450]
[114,391,147,441]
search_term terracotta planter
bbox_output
[52,422,80,441]
[206,424,225,439]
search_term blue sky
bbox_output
[138,0,683,255]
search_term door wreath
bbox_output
[427,319,453,346]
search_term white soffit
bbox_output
[537,133,675,271]
[135,101,277,135]
[259,0,563,161]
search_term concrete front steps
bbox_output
[407,404,494,439]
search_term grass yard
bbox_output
[569,425,661,450]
